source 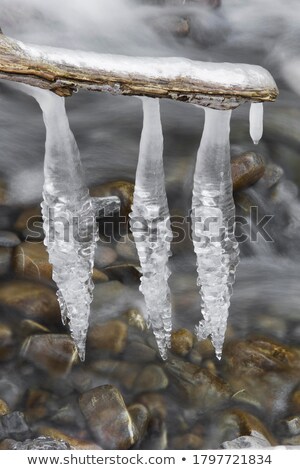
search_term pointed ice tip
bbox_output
[215,351,222,361]
[253,139,260,145]
[77,347,86,362]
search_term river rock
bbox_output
[134,365,169,393]
[90,359,141,390]
[13,241,52,280]
[0,231,20,247]
[0,280,61,325]
[21,334,78,376]
[137,393,167,420]
[171,328,194,356]
[5,436,71,450]
[124,341,156,363]
[128,403,150,442]
[261,163,284,188]
[0,399,10,416]
[25,389,56,422]
[94,244,117,268]
[104,264,141,285]
[0,411,31,441]
[279,416,300,437]
[90,181,134,218]
[166,359,231,409]
[231,152,265,192]
[79,385,136,449]
[290,386,300,414]
[0,322,15,361]
[87,320,128,354]
[0,247,12,275]
[122,308,146,331]
[221,430,272,449]
[37,426,101,450]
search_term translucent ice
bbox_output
[130,97,173,360]
[249,102,264,145]
[18,85,119,360]
[192,107,239,359]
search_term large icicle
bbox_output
[18,85,119,361]
[249,103,264,145]
[192,107,239,360]
[130,97,173,360]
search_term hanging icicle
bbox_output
[18,84,119,361]
[130,97,173,360]
[249,103,264,145]
[192,107,240,360]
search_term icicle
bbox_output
[249,102,264,145]
[18,85,119,361]
[192,107,239,360]
[130,97,173,360]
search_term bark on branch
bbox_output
[0,29,278,109]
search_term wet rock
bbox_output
[14,206,43,241]
[13,242,52,279]
[281,435,300,446]
[25,389,53,422]
[21,334,78,376]
[5,436,71,450]
[215,409,276,447]
[137,393,167,420]
[140,419,167,450]
[0,280,61,325]
[231,152,265,192]
[90,181,134,218]
[104,264,141,285]
[0,411,31,441]
[92,268,109,283]
[0,399,10,416]
[0,231,20,248]
[20,319,50,337]
[221,431,272,449]
[51,402,86,429]
[170,433,203,450]
[128,403,150,442]
[166,359,231,409]
[279,416,300,437]
[190,338,215,364]
[0,247,12,275]
[88,320,128,354]
[79,385,136,449]
[0,322,15,361]
[171,328,194,356]
[122,308,146,331]
[290,386,300,414]
[94,244,117,268]
[38,426,101,450]
[0,374,25,409]
[134,365,169,393]
[116,234,139,263]
[91,359,141,390]
[124,341,156,363]
[261,163,284,189]
[0,177,7,204]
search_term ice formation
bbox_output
[130,97,173,360]
[192,107,240,359]
[18,84,119,360]
[249,102,264,145]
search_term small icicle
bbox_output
[192,107,239,360]
[17,84,119,361]
[130,97,173,360]
[249,102,264,145]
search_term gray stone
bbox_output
[221,431,272,449]
[0,411,31,441]
[0,231,20,247]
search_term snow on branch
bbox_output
[0,29,278,109]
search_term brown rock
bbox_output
[0,399,10,416]
[122,308,146,331]
[91,359,141,390]
[279,416,300,437]
[137,393,167,420]
[25,389,52,421]
[38,426,101,450]
[290,387,300,414]
[128,403,150,442]
[0,280,60,325]
[134,365,169,393]
[0,178,7,204]
[90,181,134,218]
[88,320,128,354]
[171,328,194,356]
[94,245,118,268]
[166,359,231,409]
[79,385,136,449]
[13,242,52,280]
[0,247,12,275]
[124,341,156,363]
[0,323,14,361]
[92,268,109,283]
[170,433,203,450]
[231,152,265,192]
[21,334,78,376]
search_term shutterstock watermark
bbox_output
[24,206,274,245]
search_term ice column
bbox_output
[130,97,173,360]
[192,107,239,359]
[19,85,119,360]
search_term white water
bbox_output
[130,97,173,360]
[192,107,239,359]
[16,85,120,361]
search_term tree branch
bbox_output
[0,29,278,109]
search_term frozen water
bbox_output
[130,97,173,360]
[192,107,239,359]
[17,84,120,361]
[249,102,264,145]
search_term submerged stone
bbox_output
[171,328,194,356]
[87,320,128,354]
[134,365,169,393]
[231,152,265,192]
